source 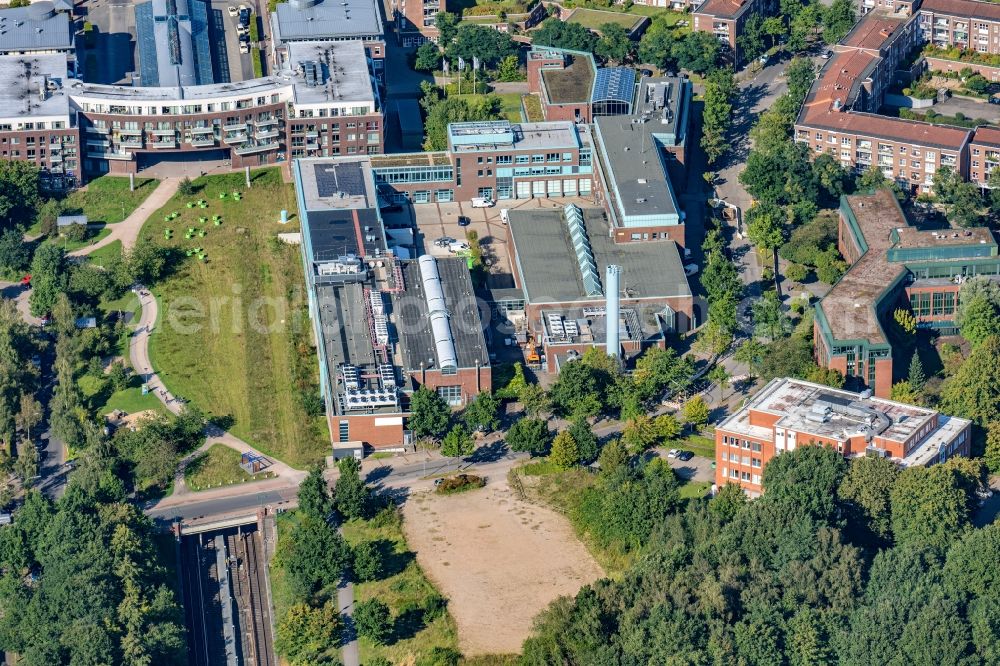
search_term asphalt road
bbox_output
[147,487,299,524]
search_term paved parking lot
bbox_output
[383,196,598,288]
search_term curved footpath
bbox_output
[57,178,307,510]
[68,177,182,257]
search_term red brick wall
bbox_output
[874,357,893,398]
[714,429,772,494]
[541,102,591,124]
[612,225,685,245]
[406,366,492,405]
[329,414,406,449]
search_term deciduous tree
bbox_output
[408,386,450,439]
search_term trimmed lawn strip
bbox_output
[679,480,712,500]
[496,92,524,122]
[342,511,461,664]
[99,385,167,417]
[184,444,274,491]
[680,433,716,459]
[87,239,124,268]
[566,7,645,30]
[61,175,160,224]
[144,168,329,468]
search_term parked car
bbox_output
[239,6,251,26]
[457,215,471,227]
[639,68,654,78]
[433,236,455,247]
[990,94,1000,105]
[227,5,238,16]
[684,263,699,276]
[821,50,833,59]
[667,449,680,459]
[471,197,495,208]
[677,450,694,461]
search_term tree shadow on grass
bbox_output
[373,538,415,578]
[391,606,427,643]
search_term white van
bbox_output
[500,208,510,225]
[471,197,495,208]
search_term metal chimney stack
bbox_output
[605,265,622,358]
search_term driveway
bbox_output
[659,452,714,482]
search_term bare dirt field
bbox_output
[402,479,604,656]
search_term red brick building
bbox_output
[714,377,972,497]
[692,0,777,66]
[295,158,491,456]
[814,190,999,396]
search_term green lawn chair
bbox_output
[198,254,206,261]
[198,230,206,237]
[214,218,222,226]
[185,249,193,256]
[219,192,228,199]
[199,216,207,223]
[186,202,194,208]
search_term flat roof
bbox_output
[819,190,907,346]
[893,226,994,249]
[541,306,644,346]
[285,41,375,105]
[508,206,690,304]
[273,0,383,42]
[298,157,377,212]
[0,3,73,53]
[396,258,490,372]
[921,0,1000,21]
[595,114,680,219]
[718,378,972,465]
[447,120,580,152]
[541,54,594,104]
[840,10,908,51]
[0,53,70,120]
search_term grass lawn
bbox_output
[47,226,112,252]
[184,444,274,491]
[681,433,716,459]
[496,92,524,122]
[87,239,124,268]
[566,7,645,31]
[522,93,544,122]
[99,385,167,417]
[144,168,330,468]
[679,480,712,500]
[342,509,461,664]
[61,175,160,224]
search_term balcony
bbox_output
[233,141,278,156]
[304,130,319,139]
[150,128,176,136]
[119,139,143,149]
[49,153,62,163]
[94,151,133,161]
[223,122,248,132]
[255,128,280,140]
[119,128,142,136]
[190,126,215,135]
[85,139,110,149]
[305,142,319,151]
[223,132,248,144]
[86,126,109,135]
[148,140,177,149]
[254,118,279,128]
[190,137,216,147]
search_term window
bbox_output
[752,458,762,468]
[437,386,463,406]
[338,420,349,442]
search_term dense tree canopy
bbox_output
[520,447,995,665]
[0,489,186,665]
[531,19,598,52]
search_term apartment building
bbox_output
[814,190,1000,396]
[794,8,970,191]
[714,377,972,496]
[918,0,1000,51]
[390,0,444,46]
[968,125,1000,185]
[692,0,777,66]
[373,119,595,205]
[294,157,490,456]
[270,0,386,76]
[74,40,383,177]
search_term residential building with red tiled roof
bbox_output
[691,0,777,66]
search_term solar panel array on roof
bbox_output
[592,67,635,116]
[315,163,366,198]
[564,204,602,297]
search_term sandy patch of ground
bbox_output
[402,478,604,656]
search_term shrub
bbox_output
[435,474,486,495]
[352,541,383,583]
[784,263,809,283]
[353,598,392,645]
